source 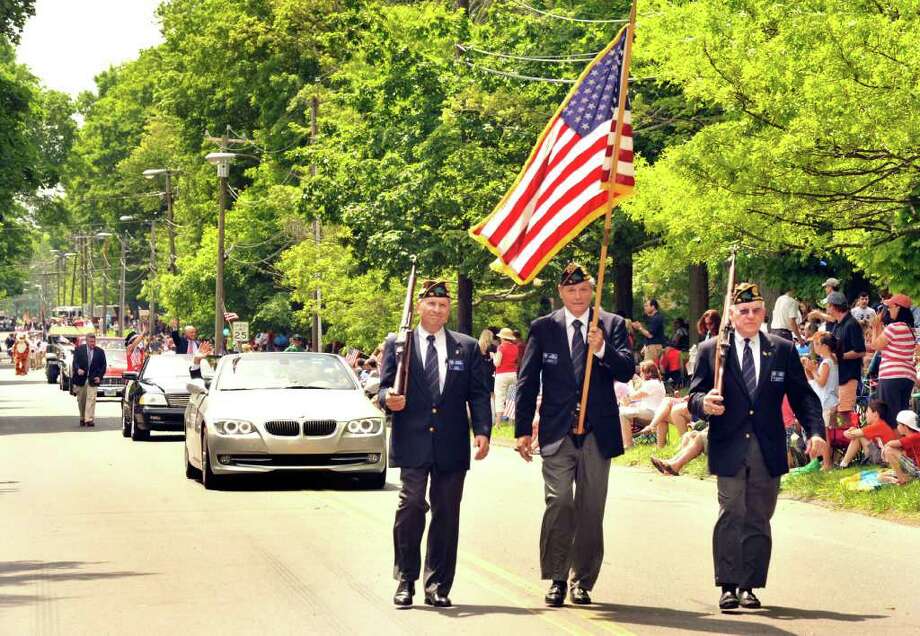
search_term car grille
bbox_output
[265,420,300,436]
[302,420,337,436]
[101,377,125,386]
[166,393,190,408]
[223,453,374,467]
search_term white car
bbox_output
[184,352,387,489]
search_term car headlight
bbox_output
[139,393,167,406]
[345,418,384,435]
[214,419,257,436]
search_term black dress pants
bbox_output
[393,466,466,595]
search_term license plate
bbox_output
[103,388,117,396]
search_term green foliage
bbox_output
[0,0,34,43]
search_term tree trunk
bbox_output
[613,252,633,318]
[457,272,473,335]
[688,263,709,345]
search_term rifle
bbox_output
[393,256,418,396]
[713,248,738,394]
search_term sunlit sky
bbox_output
[16,0,164,97]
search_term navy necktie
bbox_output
[742,338,757,396]
[571,319,586,384]
[425,334,440,400]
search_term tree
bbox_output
[0,0,34,43]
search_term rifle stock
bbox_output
[393,256,418,396]
[713,249,738,394]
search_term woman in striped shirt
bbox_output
[870,293,918,424]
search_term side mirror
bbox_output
[123,371,138,381]
[187,381,208,395]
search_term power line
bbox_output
[510,0,629,24]
[456,43,600,63]
[460,59,576,84]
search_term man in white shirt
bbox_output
[769,288,802,343]
[850,291,877,326]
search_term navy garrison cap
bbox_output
[732,282,764,304]
[419,280,451,299]
[560,262,592,286]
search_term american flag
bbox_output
[345,348,361,366]
[470,25,635,285]
[223,311,239,322]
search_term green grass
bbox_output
[493,421,920,521]
[780,466,920,520]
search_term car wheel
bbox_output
[131,421,149,441]
[185,445,200,479]
[358,470,387,490]
[121,406,132,438]
[201,431,224,490]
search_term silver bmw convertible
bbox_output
[183,352,386,489]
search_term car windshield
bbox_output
[141,354,200,380]
[96,338,125,351]
[106,350,127,366]
[216,353,356,391]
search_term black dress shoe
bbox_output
[393,581,414,608]
[424,591,452,608]
[739,589,761,609]
[570,586,591,605]
[545,581,566,607]
[79,420,85,427]
[86,421,95,427]
[719,589,740,610]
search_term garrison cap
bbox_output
[418,280,451,299]
[732,282,764,305]
[560,262,592,287]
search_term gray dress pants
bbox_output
[392,466,466,595]
[713,437,780,589]
[540,432,611,590]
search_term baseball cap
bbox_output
[896,410,919,432]
[883,293,912,310]
[822,277,840,288]
[826,291,847,307]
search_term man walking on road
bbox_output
[690,282,826,611]
[514,263,634,607]
[379,280,492,609]
[72,333,107,428]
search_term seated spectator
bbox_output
[637,395,693,449]
[658,345,684,388]
[619,361,667,449]
[881,410,920,484]
[839,400,895,468]
[670,318,690,351]
[650,424,708,476]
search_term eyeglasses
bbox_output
[734,307,764,316]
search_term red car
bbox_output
[60,336,128,399]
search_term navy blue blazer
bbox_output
[72,344,107,387]
[689,332,825,478]
[515,308,635,459]
[378,328,492,472]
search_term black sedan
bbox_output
[122,354,197,441]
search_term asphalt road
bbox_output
[1,358,918,635]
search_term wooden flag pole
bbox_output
[575,0,637,436]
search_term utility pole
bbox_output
[149,221,157,337]
[205,128,244,354]
[88,239,96,323]
[119,237,126,337]
[310,96,323,353]
[80,235,88,317]
[144,168,179,274]
[70,246,78,305]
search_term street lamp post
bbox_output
[205,152,236,354]
[96,232,127,336]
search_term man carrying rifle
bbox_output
[689,282,826,611]
[514,263,634,607]
[379,280,492,609]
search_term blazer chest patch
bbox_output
[447,359,465,371]
[770,370,785,383]
[543,352,559,365]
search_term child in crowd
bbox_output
[839,400,895,468]
[802,332,840,470]
[882,410,920,484]
[619,361,667,449]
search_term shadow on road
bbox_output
[573,603,887,635]
[0,415,121,436]
[0,560,154,608]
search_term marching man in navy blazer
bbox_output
[689,282,826,611]
[378,280,492,609]
[514,263,635,607]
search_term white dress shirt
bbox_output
[416,325,447,392]
[733,332,760,384]
[86,345,95,369]
[563,308,606,358]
